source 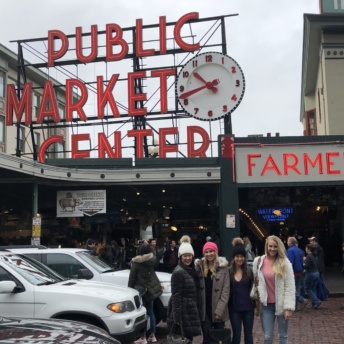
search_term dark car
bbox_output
[0,316,121,343]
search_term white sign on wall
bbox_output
[57,190,106,217]
[235,144,344,184]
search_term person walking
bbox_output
[195,240,230,344]
[163,240,178,273]
[228,238,254,344]
[286,237,308,311]
[128,243,163,343]
[243,237,255,268]
[308,237,325,280]
[167,235,202,343]
[303,244,321,309]
[251,235,295,344]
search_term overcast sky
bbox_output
[1,0,320,156]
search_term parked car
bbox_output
[0,316,121,343]
[0,251,146,343]
[7,247,172,324]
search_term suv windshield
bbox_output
[77,251,114,273]
[0,254,64,285]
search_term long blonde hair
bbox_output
[202,253,219,279]
[264,235,288,278]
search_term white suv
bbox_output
[8,247,172,324]
[0,251,146,343]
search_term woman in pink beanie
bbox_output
[195,239,230,343]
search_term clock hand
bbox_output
[179,79,220,99]
[193,72,207,84]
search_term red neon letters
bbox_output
[247,152,341,177]
[47,12,200,67]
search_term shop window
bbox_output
[305,109,317,136]
[18,126,25,153]
[0,70,5,98]
[34,132,40,152]
[55,141,65,158]
[0,115,4,143]
[33,93,40,119]
[58,103,65,120]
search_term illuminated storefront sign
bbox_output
[257,208,294,222]
[235,144,344,183]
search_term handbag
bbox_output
[208,328,231,344]
[316,278,329,301]
[167,323,191,344]
[250,256,261,317]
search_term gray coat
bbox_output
[195,256,230,322]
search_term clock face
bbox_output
[175,52,245,121]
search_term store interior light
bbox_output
[171,226,177,232]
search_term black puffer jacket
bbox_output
[167,261,202,338]
[128,253,162,301]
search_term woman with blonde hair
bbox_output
[229,238,254,344]
[251,235,295,344]
[195,240,229,344]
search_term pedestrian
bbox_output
[128,243,162,343]
[308,237,325,280]
[243,237,255,268]
[195,239,229,344]
[167,235,202,343]
[286,237,308,311]
[163,240,178,273]
[228,237,254,344]
[84,238,96,255]
[303,244,321,309]
[252,235,295,344]
[149,238,165,271]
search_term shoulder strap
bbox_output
[254,256,261,287]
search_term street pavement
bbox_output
[155,297,344,343]
[154,266,344,343]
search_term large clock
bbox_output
[175,52,245,121]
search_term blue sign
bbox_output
[257,208,294,222]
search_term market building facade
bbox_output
[1,4,344,264]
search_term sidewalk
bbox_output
[156,297,344,343]
[154,266,344,343]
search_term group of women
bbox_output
[128,234,297,344]
[167,235,296,344]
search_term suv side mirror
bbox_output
[77,269,93,280]
[0,281,17,293]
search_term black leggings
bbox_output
[201,314,225,344]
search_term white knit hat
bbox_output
[178,235,194,257]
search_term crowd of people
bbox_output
[81,233,331,344]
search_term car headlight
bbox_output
[107,301,135,313]
[161,281,171,293]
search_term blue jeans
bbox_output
[294,275,304,304]
[261,303,289,344]
[229,308,254,344]
[145,299,156,334]
[304,272,320,306]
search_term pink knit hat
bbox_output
[203,241,218,254]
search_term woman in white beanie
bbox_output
[166,235,202,342]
